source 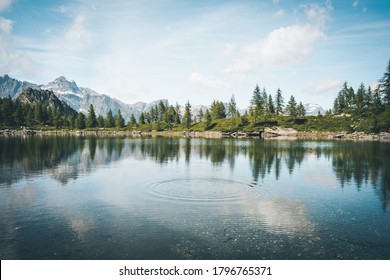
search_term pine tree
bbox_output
[268,94,275,115]
[355,83,366,116]
[379,59,390,106]
[275,88,284,116]
[364,86,373,112]
[250,84,265,122]
[182,101,192,129]
[227,94,238,118]
[285,95,297,118]
[174,103,181,125]
[210,100,226,120]
[333,98,341,114]
[297,102,306,117]
[26,107,35,126]
[68,114,75,129]
[1,96,14,126]
[371,87,383,115]
[13,100,24,126]
[165,106,176,130]
[150,105,158,124]
[105,109,115,128]
[157,100,166,122]
[138,112,146,124]
[97,115,105,127]
[75,112,86,129]
[198,108,204,122]
[128,113,137,128]
[204,109,212,130]
[86,104,98,128]
[115,110,125,128]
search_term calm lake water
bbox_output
[0,136,389,260]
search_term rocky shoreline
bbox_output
[1,127,390,141]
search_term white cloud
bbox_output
[0,35,34,77]
[301,1,333,28]
[244,24,325,66]
[0,0,14,12]
[66,16,92,42]
[0,16,12,34]
[226,1,332,72]
[189,72,230,91]
[304,78,344,94]
[0,16,34,76]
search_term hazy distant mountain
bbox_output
[304,103,326,116]
[17,88,77,116]
[1,75,326,120]
[0,75,167,121]
[41,76,169,121]
[0,75,40,99]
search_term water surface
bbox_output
[0,136,389,259]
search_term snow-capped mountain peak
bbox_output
[304,103,326,116]
[42,76,80,94]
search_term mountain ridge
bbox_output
[1,74,325,120]
[17,88,77,116]
[0,75,168,122]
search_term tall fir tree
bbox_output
[115,110,125,128]
[379,59,390,106]
[268,94,275,115]
[275,88,284,116]
[227,94,238,118]
[182,101,192,129]
[86,104,98,128]
[128,113,137,128]
[210,100,226,120]
[138,112,146,124]
[285,95,298,118]
[250,84,265,121]
[75,112,86,129]
[204,109,212,130]
[97,115,105,128]
[105,109,115,128]
[296,102,306,117]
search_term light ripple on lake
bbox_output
[0,136,389,259]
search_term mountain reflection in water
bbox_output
[0,136,389,259]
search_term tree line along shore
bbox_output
[1,60,390,137]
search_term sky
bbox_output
[1,0,390,110]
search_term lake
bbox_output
[0,135,389,259]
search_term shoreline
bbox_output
[1,127,390,141]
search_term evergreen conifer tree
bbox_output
[115,110,125,128]
[182,101,192,129]
[105,109,115,128]
[86,104,98,128]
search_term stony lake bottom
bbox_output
[0,136,389,259]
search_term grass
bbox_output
[2,114,385,134]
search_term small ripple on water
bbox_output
[146,177,260,203]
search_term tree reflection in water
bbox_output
[0,136,389,209]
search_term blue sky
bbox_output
[1,0,390,110]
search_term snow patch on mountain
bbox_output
[304,103,326,116]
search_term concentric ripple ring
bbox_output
[147,177,257,202]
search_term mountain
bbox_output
[17,88,77,116]
[304,103,326,116]
[0,75,167,122]
[1,75,326,120]
[41,76,168,121]
[0,75,40,99]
